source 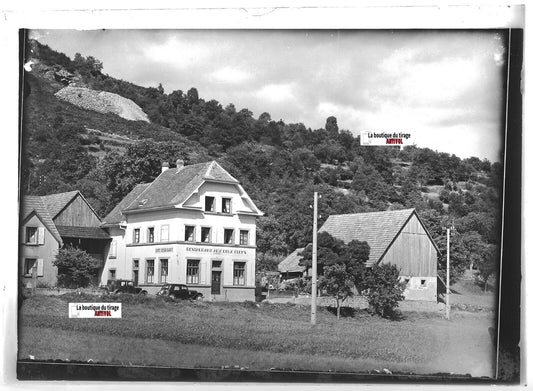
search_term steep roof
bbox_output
[102,183,150,225]
[21,195,62,244]
[119,161,254,214]
[278,248,306,273]
[40,190,79,219]
[21,191,108,243]
[320,208,431,265]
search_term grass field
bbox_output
[18,293,496,377]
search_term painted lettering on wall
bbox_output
[156,247,173,253]
[186,246,247,255]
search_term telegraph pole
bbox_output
[311,192,318,325]
[446,227,450,320]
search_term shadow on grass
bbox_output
[324,306,405,321]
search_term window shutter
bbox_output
[37,258,44,276]
[110,240,117,258]
[38,227,45,245]
[200,259,207,284]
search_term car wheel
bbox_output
[140,290,148,295]
[116,290,123,295]
[195,295,204,302]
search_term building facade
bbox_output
[320,208,440,302]
[101,160,262,301]
[20,191,110,288]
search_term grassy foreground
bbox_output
[18,293,495,376]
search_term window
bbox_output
[109,240,117,258]
[239,230,249,245]
[233,262,246,286]
[24,258,36,276]
[26,227,37,244]
[109,269,116,280]
[205,196,215,212]
[186,259,200,284]
[185,225,196,242]
[201,227,211,243]
[160,259,168,283]
[222,198,232,214]
[161,225,169,242]
[146,259,154,284]
[224,229,234,244]
[147,227,155,243]
[24,258,43,277]
[133,228,140,244]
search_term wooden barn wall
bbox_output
[380,215,437,277]
[53,196,101,227]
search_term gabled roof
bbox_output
[102,183,150,225]
[21,195,62,244]
[319,208,438,265]
[117,161,260,215]
[278,248,306,273]
[40,190,79,219]
[21,191,108,243]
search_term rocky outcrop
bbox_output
[55,87,150,123]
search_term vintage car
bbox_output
[156,283,203,301]
[102,279,148,295]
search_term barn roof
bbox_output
[21,190,105,244]
[278,248,306,273]
[107,161,261,217]
[40,190,79,219]
[320,208,438,265]
[56,225,110,240]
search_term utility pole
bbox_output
[311,192,318,325]
[445,222,455,321]
[446,227,450,320]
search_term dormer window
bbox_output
[205,196,215,212]
[222,198,232,214]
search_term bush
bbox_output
[363,264,405,318]
[53,246,101,288]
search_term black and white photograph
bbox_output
[4,4,525,387]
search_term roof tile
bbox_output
[319,209,416,264]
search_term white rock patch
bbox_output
[55,87,150,123]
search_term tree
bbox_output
[362,264,405,318]
[320,263,354,319]
[476,243,499,292]
[53,246,101,288]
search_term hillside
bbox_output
[21,39,503,284]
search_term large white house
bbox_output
[101,160,262,301]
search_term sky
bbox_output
[29,29,508,162]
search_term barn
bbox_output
[20,191,110,288]
[320,208,440,301]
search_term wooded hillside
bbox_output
[21,39,503,283]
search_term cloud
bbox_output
[256,83,295,103]
[143,36,213,69]
[209,67,252,84]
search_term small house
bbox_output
[320,208,440,301]
[20,191,110,288]
[278,248,309,281]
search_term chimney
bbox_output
[161,162,169,173]
[176,159,185,172]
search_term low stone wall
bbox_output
[34,287,104,296]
